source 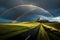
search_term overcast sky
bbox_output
[0,0,60,21]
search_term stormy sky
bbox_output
[0,0,60,22]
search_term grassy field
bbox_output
[44,23,60,30]
[0,22,40,40]
[0,22,60,40]
[37,23,60,40]
[37,24,49,40]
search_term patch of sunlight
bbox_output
[37,24,49,40]
[19,22,40,28]
[1,22,40,28]
[42,24,60,32]
[43,23,60,30]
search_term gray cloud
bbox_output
[0,0,60,20]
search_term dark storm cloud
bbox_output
[0,0,22,9]
[0,0,60,9]
[17,0,60,16]
[0,0,60,20]
[38,0,60,9]
[0,7,6,14]
[18,0,60,9]
[49,8,60,16]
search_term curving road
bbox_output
[5,23,60,40]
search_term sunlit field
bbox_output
[0,22,60,40]
[0,22,40,40]
[44,23,60,30]
[37,24,49,40]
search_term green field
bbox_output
[44,23,60,30]
[37,24,49,40]
[0,22,40,40]
[37,23,60,40]
[0,22,60,40]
